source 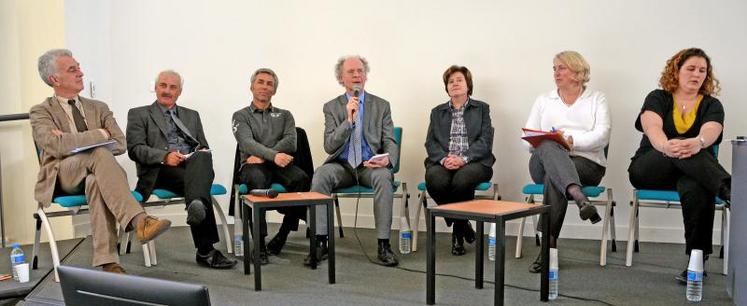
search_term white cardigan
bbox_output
[524,88,611,167]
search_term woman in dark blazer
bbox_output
[424,65,496,256]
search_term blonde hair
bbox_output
[555,50,590,85]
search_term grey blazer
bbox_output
[321,92,398,166]
[126,102,209,199]
[424,99,495,168]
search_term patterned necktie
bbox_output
[67,100,88,132]
[168,109,197,143]
[347,103,363,168]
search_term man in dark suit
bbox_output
[126,70,236,269]
[309,55,399,267]
[232,68,310,264]
[30,49,171,274]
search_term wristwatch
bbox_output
[698,136,706,148]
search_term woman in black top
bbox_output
[628,48,731,283]
[424,65,495,256]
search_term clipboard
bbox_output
[70,139,117,154]
[521,128,571,150]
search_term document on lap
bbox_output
[521,128,571,150]
[368,153,389,162]
[70,139,117,154]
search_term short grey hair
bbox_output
[155,70,184,87]
[38,49,73,87]
[334,55,370,85]
[250,68,279,91]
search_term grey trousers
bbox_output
[58,147,145,266]
[529,141,605,238]
[311,161,394,239]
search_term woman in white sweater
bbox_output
[524,50,611,273]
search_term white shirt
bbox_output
[524,88,611,167]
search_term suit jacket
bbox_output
[126,102,209,199]
[424,98,495,168]
[30,96,127,207]
[321,92,398,166]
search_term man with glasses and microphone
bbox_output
[308,55,399,267]
[126,70,237,270]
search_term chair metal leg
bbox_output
[149,240,157,265]
[142,243,152,267]
[626,196,639,267]
[599,189,613,266]
[37,208,61,282]
[515,217,526,259]
[212,197,233,254]
[334,197,344,238]
[32,216,42,269]
[412,191,427,253]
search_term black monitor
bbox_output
[58,265,211,306]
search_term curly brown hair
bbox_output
[659,48,720,96]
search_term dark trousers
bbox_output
[154,151,219,250]
[529,141,605,239]
[239,162,310,238]
[425,162,493,236]
[629,149,731,256]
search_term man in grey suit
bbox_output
[30,49,171,274]
[308,55,399,267]
[126,70,236,269]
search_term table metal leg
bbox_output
[327,200,335,283]
[476,221,484,289]
[426,211,436,305]
[253,207,262,291]
[541,211,550,301]
[242,202,250,275]
[494,218,505,306]
[309,205,317,270]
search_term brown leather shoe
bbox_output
[136,216,171,243]
[102,263,126,274]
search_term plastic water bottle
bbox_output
[399,216,412,254]
[488,223,496,261]
[549,248,559,300]
[234,214,244,257]
[10,243,25,281]
[686,249,704,302]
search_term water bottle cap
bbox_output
[688,249,704,272]
[549,248,559,269]
[11,243,20,248]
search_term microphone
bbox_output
[352,84,362,97]
[249,188,279,198]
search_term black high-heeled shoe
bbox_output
[463,222,476,244]
[451,232,466,256]
[528,252,542,273]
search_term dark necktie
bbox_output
[167,109,197,143]
[67,100,88,132]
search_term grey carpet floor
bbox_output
[20,225,733,305]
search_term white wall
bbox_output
[63,0,747,243]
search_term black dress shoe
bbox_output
[303,236,328,267]
[529,252,542,273]
[267,232,288,256]
[196,250,238,269]
[376,241,399,267]
[186,199,207,226]
[451,232,466,256]
[463,222,476,244]
[578,202,601,224]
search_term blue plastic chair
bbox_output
[133,183,232,265]
[514,183,616,266]
[625,145,729,275]
[30,143,149,282]
[410,181,499,252]
[331,127,410,238]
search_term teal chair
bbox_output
[626,145,729,275]
[331,127,410,238]
[514,184,616,266]
[411,181,500,252]
[30,144,149,282]
[129,183,232,266]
